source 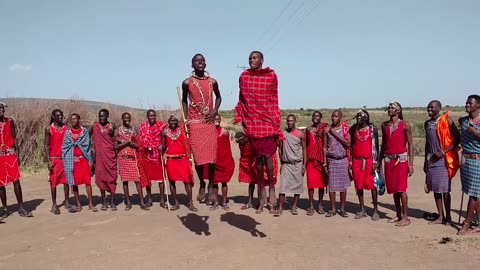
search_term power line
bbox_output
[255,0,295,45]
[260,0,306,50]
[266,0,321,53]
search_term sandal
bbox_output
[125,205,132,211]
[325,210,336,217]
[317,207,325,215]
[268,204,277,214]
[255,207,264,214]
[1,207,10,219]
[160,201,167,208]
[371,212,380,221]
[209,203,219,211]
[100,204,108,211]
[338,210,349,218]
[111,205,118,211]
[291,207,299,215]
[188,203,198,212]
[274,209,283,217]
[68,206,82,213]
[88,206,98,212]
[222,203,230,211]
[354,211,367,219]
[306,208,315,216]
[171,204,180,211]
[52,207,60,215]
[18,208,33,217]
[196,188,206,203]
[241,203,253,210]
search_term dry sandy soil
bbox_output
[1,145,479,270]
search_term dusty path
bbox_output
[1,147,479,269]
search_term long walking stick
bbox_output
[458,192,465,224]
[176,86,195,182]
[160,154,171,212]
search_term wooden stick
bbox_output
[176,86,195,178]
[458,191,464,224]
[160,154,170,212]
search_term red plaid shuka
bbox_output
[341,121,351,161]
[139,120,166,163]
[307,122,328,168]
[132,135,150,188]
[235,67,282,139]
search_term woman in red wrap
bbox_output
[378,102,414,227]
[91,109,118,211]
[44,109,70,215]
[162,115,197,212]
[182,54,222,204]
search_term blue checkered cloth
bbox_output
[460,117,480,198]
[62,127,93,186]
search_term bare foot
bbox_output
[467,226,480,234]
[457,225,470,235]
[428,217,444,225]
[255,207,264,214]
[395,218,411,227]
[387,217,400,223]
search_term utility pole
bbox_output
[237,64,248,71]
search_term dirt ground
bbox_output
[1,144,479,270]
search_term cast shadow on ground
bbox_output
[8,198,44,214]
[220,212,267,238]
[178,213,211,236]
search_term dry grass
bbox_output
[1,98,173,168]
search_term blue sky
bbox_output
[1,0,479,110]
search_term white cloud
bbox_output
[9,64,33,72]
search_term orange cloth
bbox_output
[437,111,460,179]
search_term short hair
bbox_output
[70,113,80,120]
[146,109,156,116]
[168,114,178,121]
[468,94,480,103]
[428,100,442,109]
[312,111,323,118]
[50,109,63,124]
[332,110,343,117]
[191,53,205,63]
[121,112,130,118]
[250,51,264,60]
[286,114,296,120]
[99,108,109,117]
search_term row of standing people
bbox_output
[1,50,479,236]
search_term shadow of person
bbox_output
[9,198,44,214]
[177,213,211,236]
[220,212,267,238]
